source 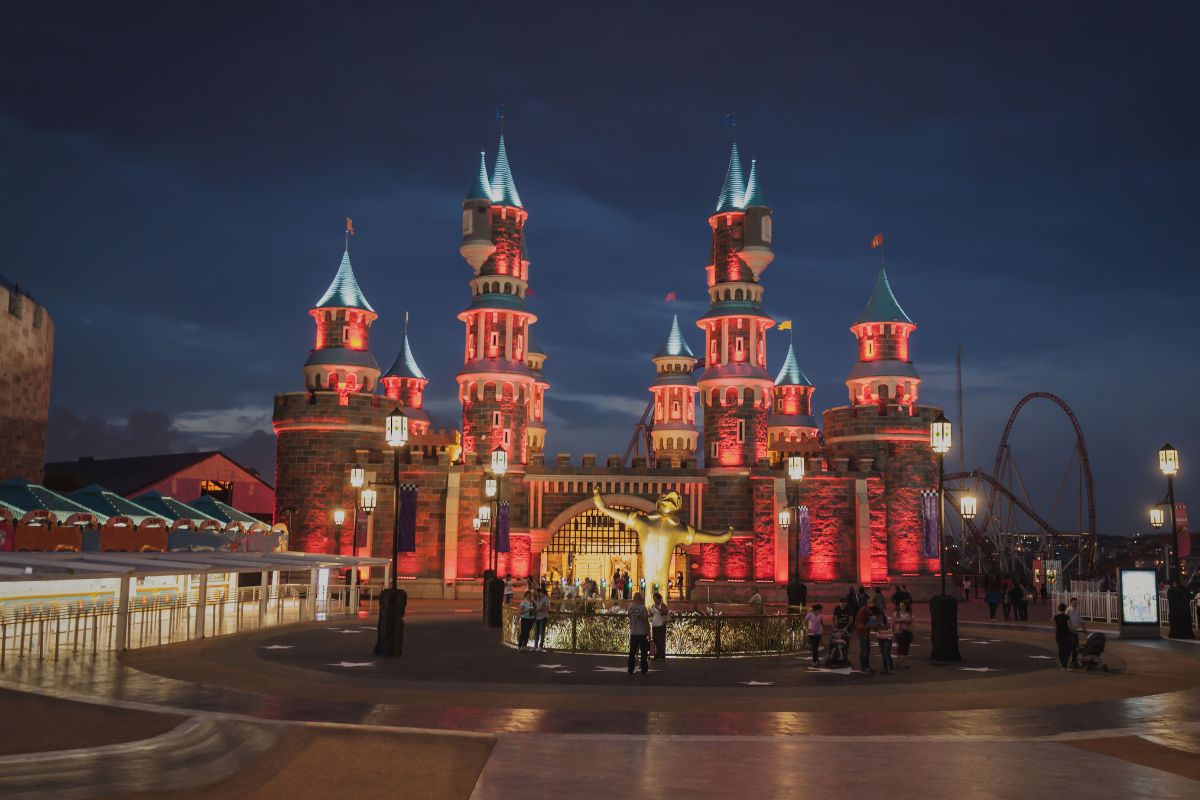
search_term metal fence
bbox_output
[1051,590,1199,627]
[0,581,384,665]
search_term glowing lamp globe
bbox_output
[787,455,805,481]
[349,466,365,488]
[485,477,498,498]
[472,517,481,532]
[332,509,346,526]
[478,504,491,523]
[1150,507,1165,529]
[960,495,977,520]
[359,488,377,513]
[778,508,791,528]
[1159,443,1179,477]
[491,446,508,476]
[930,412,952,455]
[386,408,409,449]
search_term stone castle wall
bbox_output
[0,281,54,482]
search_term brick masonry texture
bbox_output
[0,286,54,482]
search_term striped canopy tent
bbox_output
[68,485,163,526]
[132,491,222,526]
[0,479,97,520]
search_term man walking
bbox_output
[627,592,650,675]
[854,598,880,674]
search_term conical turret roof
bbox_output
[527,332,545,356]
[490,134,523,208]
[854,267,913,325]
[466,151,492,201]
[714,141,746,213]
[384,333,426,381]
[654,314,696,359]
[315,251,374,312]
[743,158,766,207]
[774,342,814,387]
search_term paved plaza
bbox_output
[1,601,1198,798]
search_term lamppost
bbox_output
[929,411,961,661]
[349,465,365,560]
[332,509,345,555]
[960,494,977,574]
[1157,443,1193,639]
[785,455,806,605]
[483,446,508,628]
[384,408,410,590]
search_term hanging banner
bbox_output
[397,484,418,553]
[920,491,940,559]
[496,500,511,553]
[1176,503,1190,559]
[797,506,811,557]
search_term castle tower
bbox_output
[846,267,920,413]
[303,249,381,404]
[525,333,549,461]
[381,331,430,435]
[650,314,699,467]
[456,133,545,464]
[767,341,818,463]
[697,143,776,467]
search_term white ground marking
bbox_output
[960,667,1001,672]
[739,681,776,686]
[536,664,565,669]
[260,645,294,650]
[328,661,375,668]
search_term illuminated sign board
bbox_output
[1119,568,1159,626]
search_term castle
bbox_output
[272,133,942,599]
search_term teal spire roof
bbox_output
[315,251,375,313]
[743,158,766,207]
[384,333,426,381]
[489,134,523,208]
[466,150,492,200]
[655,314,696,359]
[855,267,913,325]
[774,342,814,387]
[714,141,746,213]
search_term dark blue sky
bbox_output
[3,1,1196,536]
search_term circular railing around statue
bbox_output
[501,602,809,657]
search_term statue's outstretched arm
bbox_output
[685,523,735,545]
[593,487,637,527]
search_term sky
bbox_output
[2,1,1197,537]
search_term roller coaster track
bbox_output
[945,469,1066,543]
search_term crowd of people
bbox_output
[977,578,1048,621]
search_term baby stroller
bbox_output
[1077,632,1108,672]
[825,630,850,668]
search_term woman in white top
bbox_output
[650,592,670,661]
[804,604,824,666]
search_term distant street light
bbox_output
[929,411,960,662]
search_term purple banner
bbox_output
[798,506,811,557]
[921,491,940,558]
[398,484,418,553]
[496,500,511,553]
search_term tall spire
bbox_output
[384,332,426,380]
[855,267,913,325]
[490,134,523,208]
[655,314,695,358]
[466,151,492,201]
[714,141,746,213]
[774,342,814,387]
[315,250,374,312]
[743,158,766,207]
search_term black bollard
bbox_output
[929,593,962,661]
[484,576,505,628]
[1167,586,1195,640]
[374,588,408,657]
[482,569,496,622]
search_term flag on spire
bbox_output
[346,218,355,236]
[664,291,678,303]
[777,320,792,332]
[870,233,883,249]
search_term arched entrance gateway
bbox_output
[540,497,690,595]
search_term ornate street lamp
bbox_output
[1150,507,1165,529]
[360,488,377,513]
[478,503,492,523]
[929,411,960,661]
[485,477,498,499]
[332,509,345,555]
[778,508,791,529]
[385,408,409,590]
[472,517,481,532]
[333,509,346,527]
[350,466,365,489]
[491,446,508,476]
[960,495,977,520]
[787,455,805,482]
[1157,443,1192,639]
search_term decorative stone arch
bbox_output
[543,494,657,542]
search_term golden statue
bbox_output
[592,488,733,603]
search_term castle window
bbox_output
[734,337,745,360]
[671,401,680,418]
[736,419,745,442]
[711,442,718,459]
[865,338,874,358]
[7,291,20,318]
[462,210,473,235]
[492,411,501,427]
[762,216,772,243]
[502,429,511,446]
[488,331,499,357]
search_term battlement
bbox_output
[0,277,54,483]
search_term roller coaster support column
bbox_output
[930,413,962,662]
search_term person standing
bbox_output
[963,577,972,602]
[627,592,650,674]
[805,603,824,666]
[832,597,853,638]
[854,600,879,674]
[845,585,860,616]
[650,592,670,661]
[893,601,913,665]
[985,586,1001,621]
[1017,582,1030,621]
[517,591,536,650]
[1053,603,1074,670]
[534,588,551,650]
[1065,597,1086,667]
[1006,582,1022,622]
[748,586,764,608]
[876,605,895,674]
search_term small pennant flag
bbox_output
[346,218,356,236]
[777,320,793,332]
[870,233,883,249]
[664,291,678,303]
